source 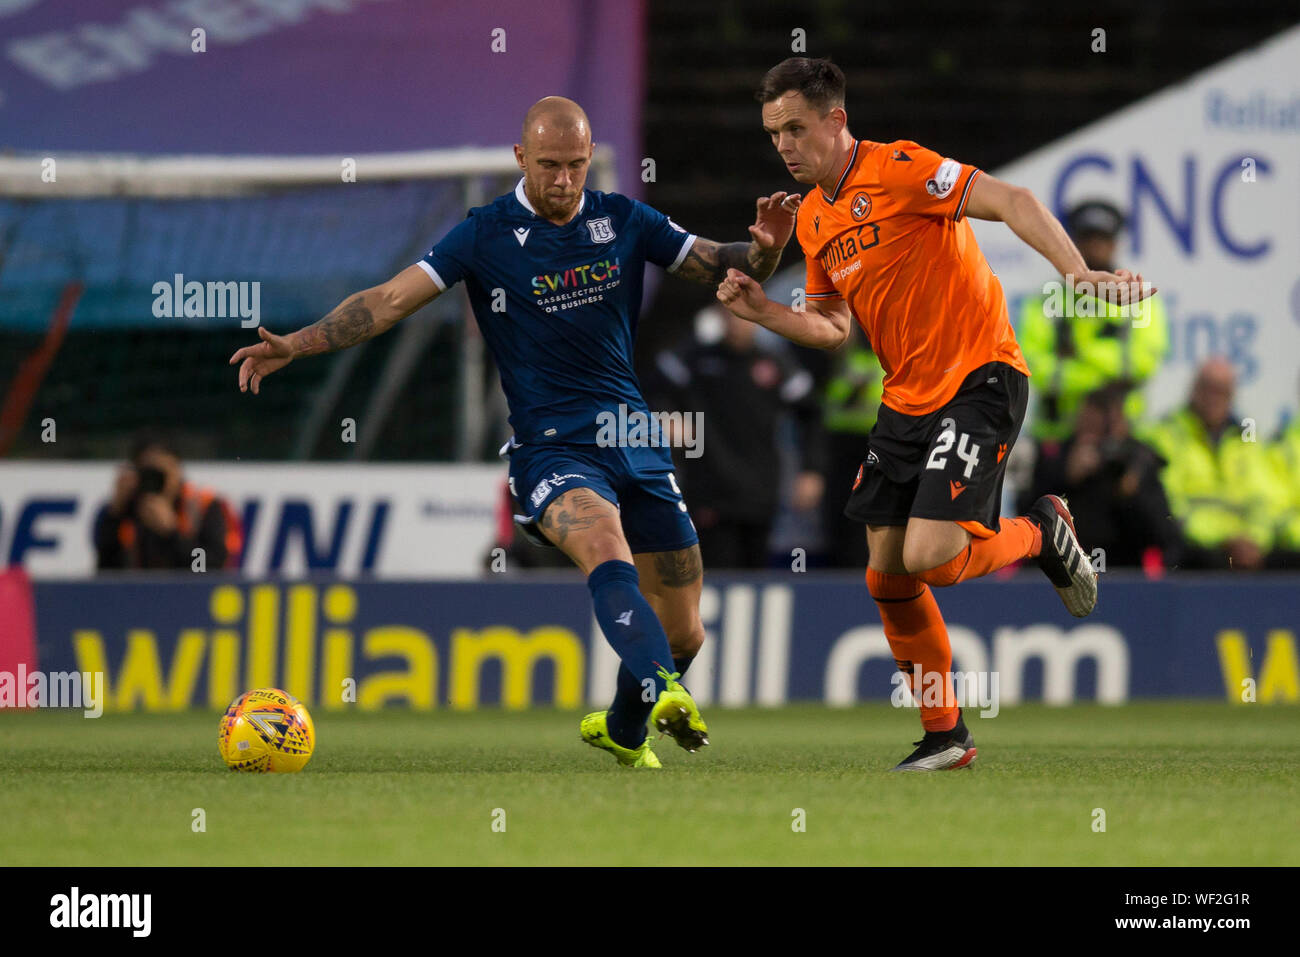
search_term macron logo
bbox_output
[513,227,530,246]
[615,610,633,626]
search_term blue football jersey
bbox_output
[418,180,696,444]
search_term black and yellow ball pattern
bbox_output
[218,688,316,772]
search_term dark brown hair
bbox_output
[755,57,845,113]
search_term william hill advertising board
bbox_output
[14,575,1300,711]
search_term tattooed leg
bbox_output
[634,546,705,660]
[538,487,632,573]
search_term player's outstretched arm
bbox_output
[228,264,440,394]
[963,174,1156,306]
[674,191,801,285]
[716,267,851,350]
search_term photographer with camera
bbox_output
[94,433,241,571]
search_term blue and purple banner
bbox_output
[0,0,645,194]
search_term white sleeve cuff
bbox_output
[666,234,697,273]
[415,260,447,291]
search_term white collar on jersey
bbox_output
[514,178,586,219]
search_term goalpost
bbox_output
[0,146,617,461]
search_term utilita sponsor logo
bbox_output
[49,887,151,937]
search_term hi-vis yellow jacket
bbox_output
[1268,418,1300,550]
[1019,290,1168,441]
[823,345,884,435]
[1141,407,1276,550]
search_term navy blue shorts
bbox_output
[504,440,699,554]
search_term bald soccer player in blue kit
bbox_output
[230,96,803,767]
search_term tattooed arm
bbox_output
[229,264,439,394]
[672,190,802,285]
[290,265,440,355]
[675,237,785,285]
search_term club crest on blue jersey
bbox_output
[419,182,695,445]
[586,216,616,243]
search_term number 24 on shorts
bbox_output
[926,417,981,479]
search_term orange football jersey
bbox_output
[797,139,1030,416]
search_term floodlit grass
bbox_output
[0,702,1295,865]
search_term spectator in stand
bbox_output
[1017,200,1168,444]
[647,305,825,568]
[95,432,241,571]
[1140,358,1275,570]
[1266,377,1300,569]
[1018,383,1178,570]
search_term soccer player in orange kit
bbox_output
[717,57,1155,770]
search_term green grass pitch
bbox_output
[1,702,1295,866]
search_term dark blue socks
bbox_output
[588,560,675,749]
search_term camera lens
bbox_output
[137,466,166,495]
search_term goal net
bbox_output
[0,147,616,461]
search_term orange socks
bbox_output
[868,518,1042,731]
[917,517,1040,588]
[866,568,957,732]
